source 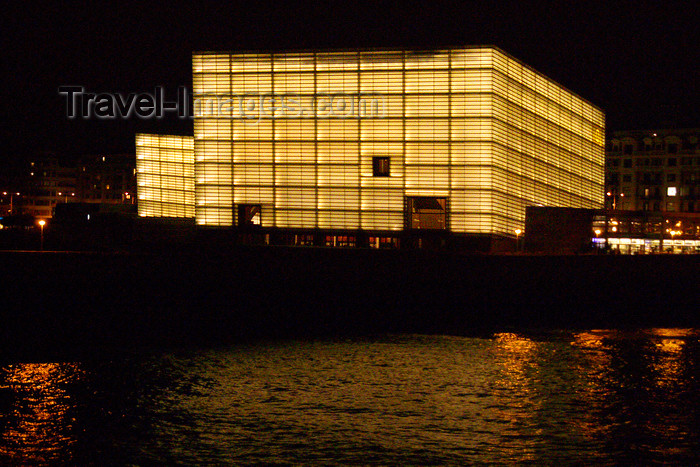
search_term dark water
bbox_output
[2,330,700,464]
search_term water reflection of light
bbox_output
[494,333,537,351]
[569,330,619,443]
[493,333,539,389]
[646,328,693,354]
[491,333,540,462]
[0,362,82,464]
[645,328,695,389]
[571,329,614,351]
[570,327,700,460]
[571,328,695,387]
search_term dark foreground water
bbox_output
[2,329,700,464]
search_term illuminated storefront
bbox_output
[592,210,700,254]
[138,46,605,248]
[525,206,700,254]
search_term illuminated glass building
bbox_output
[137,46,605,249]
[136,134,194,218]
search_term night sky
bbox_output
[2,1,698,163]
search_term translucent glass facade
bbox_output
[136,134,195,218]
[163,46,604,236]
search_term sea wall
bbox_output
[1,249,698,357]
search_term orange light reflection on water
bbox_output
[0,362,83,464]
[570,328,700,460]
[489,332,541,462]
[645,328,694,390]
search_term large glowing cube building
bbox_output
[137,46,604,248]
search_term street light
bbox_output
[669,230,680,254]
[38,219,46,251]
[606,191,624,210]
[514,228,522,253]
[58,191,73,203]
[3,191,20,214]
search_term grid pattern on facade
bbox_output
[191,47,604,234]
[136,134,195,218]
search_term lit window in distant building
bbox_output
[667,186,677,197]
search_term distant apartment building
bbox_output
[605,129,700,213]
[20,157,77,218]
[15,154,136,218]
[76,154,137,205]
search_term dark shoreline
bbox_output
[1,249,698,359]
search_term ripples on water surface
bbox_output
[1,329,700,464]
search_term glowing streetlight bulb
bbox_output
[38,219,46,251]
[514,229,523,253]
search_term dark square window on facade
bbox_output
[623,159,632,168]
[623,174,632,182]
[624,144,633,155]
[372,157,390,177]
[667,174,676,182]
[238,204,261,227]
[667,143,678,154]
[668,158,677,166]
